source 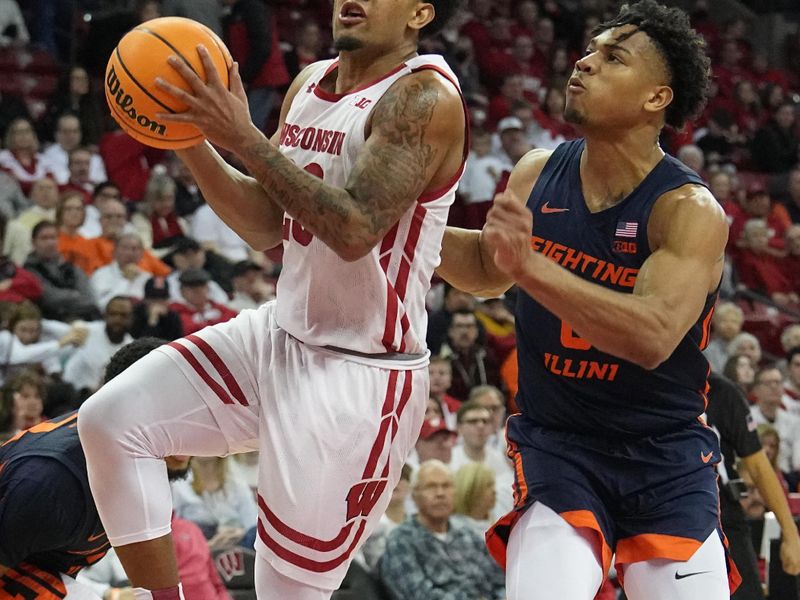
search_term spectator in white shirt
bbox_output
[191,202,252,263]
[3,176,59,263]
[750,364,800,474]
[78,181,123,240]
[703,301,744,373]
[228,259,274,312]
[63,296,133,394]
[90,233,150,309]
[166,237,230,306]
[0,118,57,196]
[459,130,505,229]
[41,114,107,186]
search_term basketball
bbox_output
[104,17,232,150]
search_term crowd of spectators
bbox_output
[1,0,800,598]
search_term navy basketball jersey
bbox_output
[516,139,718,437]
[0,411,109,594]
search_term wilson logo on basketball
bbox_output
[106,66,167,136]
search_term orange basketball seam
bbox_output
[136,26,201,79]
[113,47,177,114]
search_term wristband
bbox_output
[132,583,184,600]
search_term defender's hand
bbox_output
[482,191,534,279]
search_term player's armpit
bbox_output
[239,70,465,261]
[437,149,551,296]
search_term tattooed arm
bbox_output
[157,48,465,261]
[238,70,465,261]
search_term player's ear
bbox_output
[408,1,435,33]
[644,85,673,116]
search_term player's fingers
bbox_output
[197,45,225,90]
[230,62,248,104]
[166,55,207,96]
[155,111,200,123]
[154,78,202,109]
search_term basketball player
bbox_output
[0,338,190,600]
[438,2,745,599]
[78,1,467,599]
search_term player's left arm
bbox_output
[492,184,727,369]
[157,46,465,262]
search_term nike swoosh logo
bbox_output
[701,451,713,463]
[541,201,569,214]
[675,570,712,580]
[87,531,107,542]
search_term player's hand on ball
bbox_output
[780,535,800,576]
[483,190,533,279]
[155,45,254,152]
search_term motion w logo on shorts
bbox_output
[346,479,388,520]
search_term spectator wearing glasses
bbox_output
[750,365,800,476]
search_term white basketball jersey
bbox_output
[275,55,466,357]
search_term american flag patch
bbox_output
[615,221,638,238]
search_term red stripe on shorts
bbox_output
[185,334,249,406]
[258,494,354,551]
[167,341,235,405]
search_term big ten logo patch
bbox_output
[216,549,246,583]
[346,479,388,521]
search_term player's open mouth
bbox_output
[338,1,367,26]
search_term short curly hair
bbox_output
[103,337,166,384]
[423,0,464,37]
[593,0,711,129]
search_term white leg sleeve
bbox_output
[506,502,604,600]
[623,530,729,600]
[255,554,333,600]
[78,347,257,547]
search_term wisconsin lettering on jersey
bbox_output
[279,123,346,156]
[530,235,639,288]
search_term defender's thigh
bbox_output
[506,502,604,600]
[256,349,428,591]
[623,530,729,600]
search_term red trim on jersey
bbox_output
[394,204,427,302]
[411,65,470,204]
[257,519,367,573]
[313,61,407,102]
[699,305,715,350]
[380,370,413,478]
[167,341,236,405]
[185,334,249,406]
[381,281,400,352]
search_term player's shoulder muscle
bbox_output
[506,148,553,205]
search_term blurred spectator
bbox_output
[0,301,85,385]
[713,39,747,99]
[0,118,57,196]
[284,21,325,78]
[488,75,526,127]
[25,221,100,321]
[132,172,189,254]
[451,400,510,477]
[166,238,231,306]
[493,116,528,169]
[439,310,502,402]
[786,347,800,404]
[90,233,150,308]
[735,219,796,306]
[98,126,166,202]
[760,81,787,117]
[453,462,496,531]
[460,0,493,58]
[169,268,237,336]
[131,276,183,341]
[677,144,706,175]
[358,464,412,573]
[83,198,171,277]
[780,167,800,224]
[730,79,761,136]
[547,45,572,92]
[0,217,42,305]
[191,201,255,264]
[0,90,30,145]
[380,460,505,600]
[0,172,28,221]
[42,114,107,186]
[729,331,763,368]
[56,191,91,270]
[723,354,756,396]
[172,456,257,551]
[427,283,478,356]
[782,224,800,293]
[41,66,104,147]
[62,297,133,396]
[0,0,28,47]
[161,0,223,36]
[428,356,461,429]
[756,424,791,495]
[750,103,800,174]
[171,514,232,600]
[738,459,767,520]
[704,301,744,373]
[75,548,134,600]
[223,0,290,133]
[781,325,800,363]
[79,181,123,239]
[750,365,800,474]
[4,176,59,264]
[228,259,273,312]
[696,108,743,167]
[534,87,576,142]
[475,297,515,363]
[165,156,205,219]
[470,385,507,452]
[411,418,457,469]
[59,147,96,205]
[0,370,45,435]
[511,0,539,38]
[459,129,504,229]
